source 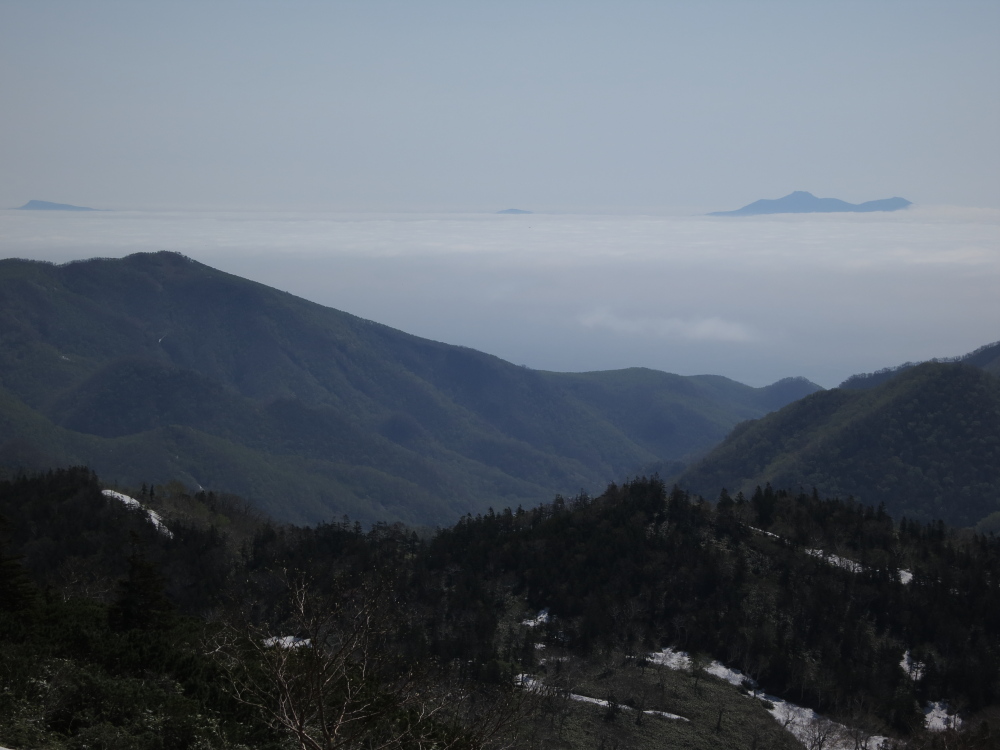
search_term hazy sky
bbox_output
[2,1,998,211]
[2,2,999,389]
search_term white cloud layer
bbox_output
[580,309,758,343]
[2,206,998,388]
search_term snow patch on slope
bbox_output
[516,675,687,722]
[651,647,890,749]
[522,608,550,627]
[924,701,962,731]
[750,526,913,584]
[649,647,690,671]
[102,489,173,538]
[805,547,864,574]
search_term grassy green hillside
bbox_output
[679,361,1000,527]
[0,251,818,524]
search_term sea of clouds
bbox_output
[2,205,998,388]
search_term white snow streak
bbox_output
[516,675,687,722]
[650,648,890,749]
[749,527,913,584]
[102,489,173,538]
[648,648,750,689]
[924,701,962,731]
[521,608,550,627]
[651,647,959,736]
[805,548,865,574]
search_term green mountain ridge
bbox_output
[0,251,819,525]
[839,339,1000,390]
[679,360,1000,527]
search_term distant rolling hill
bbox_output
[710,191,911,216]
[0,251,819,525]
[679,355,1000,528]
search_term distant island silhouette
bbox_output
[497,208,532,214]
[709,191,911,216]
[16,200,99,211]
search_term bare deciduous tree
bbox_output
[211,576,517,750]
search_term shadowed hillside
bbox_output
[680,361,1000,527]
[0,252,818,525]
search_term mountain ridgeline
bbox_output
[839,340,1000,390]
[16,200,99,211]
[680,352,1000,528]
[709,191,912,216]
[0,251,819,525]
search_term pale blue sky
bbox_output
[2,1,998,211]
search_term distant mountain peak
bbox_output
[709,192,911,216]
[497,208,532,214]
[16,200,99,212]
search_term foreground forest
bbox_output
[1,468,999,749]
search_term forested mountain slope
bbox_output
[4,469,996,749]
[0,251,818,524]
[679,361,1000,527]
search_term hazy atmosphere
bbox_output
[3,206,999,387]
[2,1,998,386]
[4,6,1000,746]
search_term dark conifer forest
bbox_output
[680,360,1000,528]
[2,467,999,748]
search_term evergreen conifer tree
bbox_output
[109,535,174,631]
[0,539,35,612]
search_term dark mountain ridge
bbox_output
[0,251,819,525]
[840,339,1000,390]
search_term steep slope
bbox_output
[0,251,819,525]
[679,361,1000,527]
